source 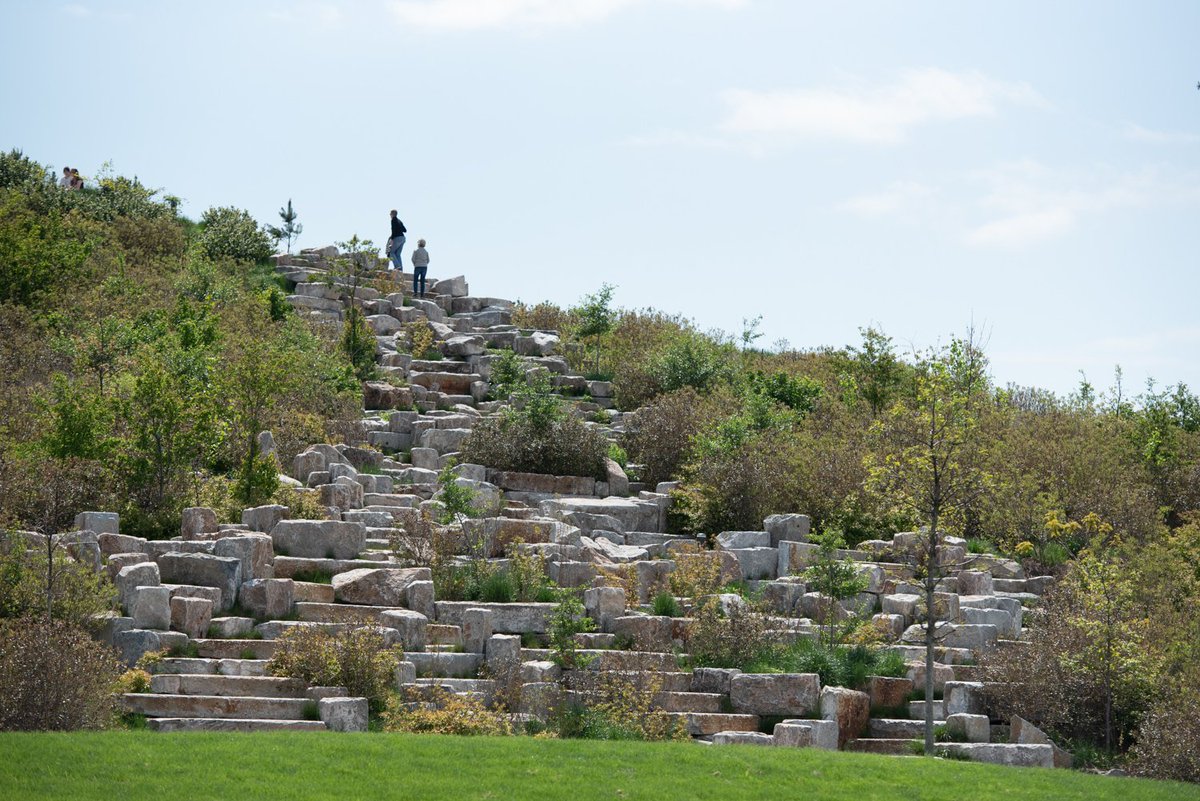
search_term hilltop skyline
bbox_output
[3,0,1198,397]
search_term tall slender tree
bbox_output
[268,199,303,254]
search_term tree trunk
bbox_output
[924,501,940,755]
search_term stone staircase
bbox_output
[70,245,1060,764]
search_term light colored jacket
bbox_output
[411,247,430,268]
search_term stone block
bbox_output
[486,634,521,666]
[868,676,913,711]
[713,731,774,746]
[130,586,171,630]
[692,668,741,695]
[407,580,435,619]
[730,673,821,716]
[764,514,810,547]
[239,579,295,620]
[773,719,839,750]
[214,534,274,582]
[394,661,417,687]
[583,586,626,631]
[820,686,871,749]
[610,615,674,651]
[518,682,563,719]
[169,595,213,639]
[462,607,494,654]
[208,616,254,638]
[380,610,428,651]
[717,530,771,550]
[319,697,368,732]
[958,570,994,596]
[158,553,242,613]
[241,504,288,535]
[181,507,218,538]
[729,547,777,580]
[115,561,161,609]
[271,519,366,560]
[98,532,148,558]
[75,511,119,535]
[114,628,161,665]
[944,681,986,716]
[520,660,561,683]
[947,713,991,743]
[332,567,431,606]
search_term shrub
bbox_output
[745,639,905,689]
[0,617,121,730]
[115,669,152,694]
[267,626,399,710]
[272,487,329,521]
[1127,683,1200,783]
[667,547,723,598]
[650,331,732,395]
[685,597,776,669]
[487,349,525,400]
[196,206,272,263]
[555,671,686,741]
[462,380,608,480]
[507,546,558,603]
[382,685,514,736]
[651,592,680,618]
[0,531,117,628]
[434,462,480,524]
[548,593,596,668]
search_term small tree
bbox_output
[267,199,303,255]
[803,529,869,649]
[868,337,988,755]
[573,284,616,379]
[327,236,379,383]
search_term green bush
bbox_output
[267,626,399,710]
[651,592,680,618]
[462,380,608,480]
[0,617,121,730]
[0,531,117,628]
[744,639,906,689]
[196,206,272,263]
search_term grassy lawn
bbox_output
[0,732,1191,801]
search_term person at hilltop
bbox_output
[59,167,73,189]
[387,209,406,272]
[411,238,429,298]
[69,168,84,190]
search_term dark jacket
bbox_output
[390,216,406,239]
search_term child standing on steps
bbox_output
[411,239,429,297]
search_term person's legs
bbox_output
[415,265,427,296]
[389,235,406,271]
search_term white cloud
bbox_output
[837,180,936,217]
[388,0,744,32]
[1123,123,1200,145]
[718,68,1047,144]
[962,160,1185,248]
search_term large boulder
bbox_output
[331,567,432,607]
[729,673,820,716]
[214,534,274,582]
[820,686,870,749]
[157,553,243,613]
[75,511,119,535]
[239,578,295,620]
[115,561,161,609]
[170,596,213,639]
[773,719,838,750]
[129,586,171,631]
[271,519,365,560]
[764,514,810,547]
[380,609,428,651]
[241,504,288,535]
[181,507,218,538]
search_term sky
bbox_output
[2,0,1198,397]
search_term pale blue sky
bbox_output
[3,1,1198,396]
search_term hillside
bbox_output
[1,150,1197,784]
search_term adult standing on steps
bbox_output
[387,209,406,271]
[411,238,429,297]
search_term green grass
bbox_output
[0,732,1189,801]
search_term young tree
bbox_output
[573,284,616,379]
[267,199,303,255]
[803,529,869,649]
[868,337,988,755]
[326,236,379,383]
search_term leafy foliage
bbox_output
[197,206,272,263]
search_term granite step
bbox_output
[295,601,406,625]
[847,738,920,755]
[123,693,311,720]
[194,639,276,660]
[149,674,308,698]
[145,717,327,732]
[668,712,760,737]
[654,692,726,713]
